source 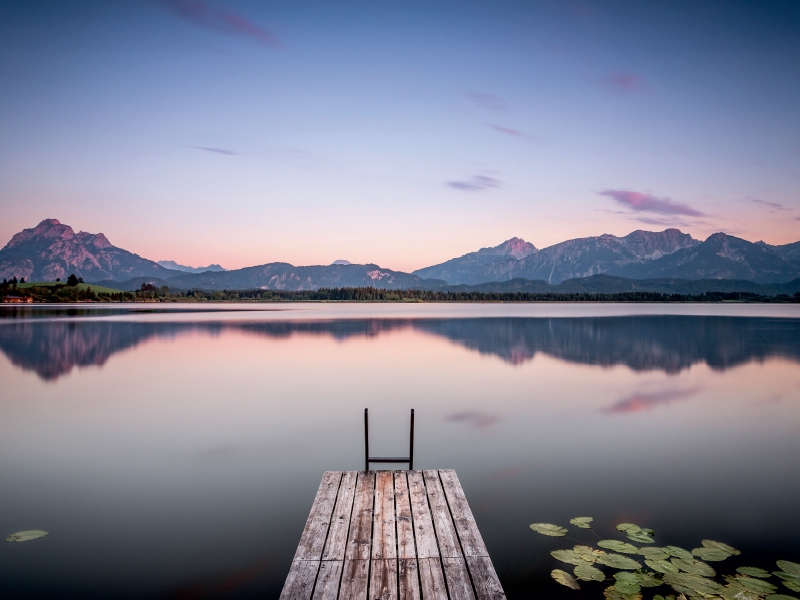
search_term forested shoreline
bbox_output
[2,279,800,304]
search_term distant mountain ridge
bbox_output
[2,219,799,290]
[0,219,180,282]
[156,260,226,274]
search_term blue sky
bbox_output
[1,0,799,270]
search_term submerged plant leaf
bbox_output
[552,550,586,566]
[5,530,48,543]
[596,553,642,570]
[778,562,800,576]
[639,547,671,561]
[599,540,640,554]
[702,540,740,556]
[646,559,680,574]
[692,546,733,561]
[552,569,580,590]
[575,563,605,582]
[737,567,772,579]
[664,573,725,596]
[766,596,800,600]
[531,523,567,537]
[664,546,694,560]
[672,557,716,577]
[570,517,593,529]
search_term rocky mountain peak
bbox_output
[476,237,537,260]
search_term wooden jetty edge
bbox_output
[280,469,506,600]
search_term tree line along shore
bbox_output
[2,278,800,304]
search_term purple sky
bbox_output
[1,0,799,271]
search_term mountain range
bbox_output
[2,218,799,291]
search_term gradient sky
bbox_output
[1,0,799,271]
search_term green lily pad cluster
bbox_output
[530,517,800,600]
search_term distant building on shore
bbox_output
[2,296,33,303]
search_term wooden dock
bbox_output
[280,470,506,600]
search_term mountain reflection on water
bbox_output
[1,316,799,381]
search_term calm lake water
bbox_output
[1,303,800,600]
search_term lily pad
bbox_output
[552,549,589,567]
[575,563,605,582]
[702,540,740,556]
[570,517,593,529]
[692,546,732,561]
[730,575,778,594]
[605,584,642,600]
[781,580,800,593]
[778,563,800,576]
[664,573,725,596]
[552,569,580,590]
[737,567,772,579]
[617,523,641,533]
[646,559,680,574]
[671,557,716,577]
[5,530,48,543]
[639,547,671,561]
[766,596,800,600]
[722,585,761,600]
[596,553,642,570]
[599,540,640,554]
[574,545,604,562]
[664,546,694,560]
[627,531,654,544]
[531,523,567,537]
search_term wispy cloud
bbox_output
[157,0,279,47]
[448,410,499,429]
[603,388,699,415]
[631,215,691,227]
[465,92,507,111]
[447,175,501,191]
[604,72,645,93]
[751,198,789,212]
[600,189,705,216]
[194,146,237,155]
[487,123,538,141]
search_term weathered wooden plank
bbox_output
[418,558,448,600]
[466,556,506,600]
[279,560,320,600]
[345,471,375,561]
[423,470,462,559]
[442,558,476,600]
[312,560,344,600]
[373,471,397,560]
[438,470,489,558]
[322,471,358,561]
[370,559,398,600]
[394,472,416,560]
[294,471,343,561]
[407,471,439,559]
[399,558,421,600]
[339,559,369,600]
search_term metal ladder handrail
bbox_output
[364,408,414,470]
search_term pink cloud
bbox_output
[600,189,705,217]
[606,72,645,93]
[751,198,789,212]
[157,0,279,47]
[465,92,507,111]
[447,175,501,191]
[487,123,538,141]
